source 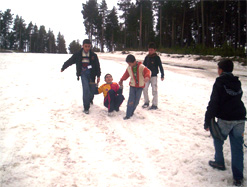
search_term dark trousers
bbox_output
[81,69,95,110]
[104,89,124,112]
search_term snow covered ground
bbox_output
[0,51,246,187]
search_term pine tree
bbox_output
[81,0,100,42]
[1,9,13,49]
[98,0,108,52]
[137,0,155,49]
[46,29,56,53]
[13,15,26,51]
[31,25,39,52]
[26,22,34,52]
[118,0,132,48]
[105,7,120,51]
[57,32,67,54]
[125,3,138,48]
[69,40,81,54]
[37,25,47,53]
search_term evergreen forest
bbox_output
[0,9,67,54]
[82,0,247,58]
[1,0,247,59]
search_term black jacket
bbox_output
[61,49,101,81]
[204,72,246,129]
[143,53,164,78]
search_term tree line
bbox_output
[82,0,247,57]
[0,9,67,53]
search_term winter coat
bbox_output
[143,53,164,78]
[204,72,246,129]
[120,62,151,88]
[61,48,101,81]
[95,82,123,98]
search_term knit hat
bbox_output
[218,59,234,72]
[126,54,136,63]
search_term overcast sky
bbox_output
[1,0,118,47]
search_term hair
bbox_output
[126,54,136,63]
[148,42,156,49]
[83,39,91,45]
[217,59,234,72]
[104,73,112,80]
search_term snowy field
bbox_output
[0,51,247,187]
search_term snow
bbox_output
[0,51,246,187]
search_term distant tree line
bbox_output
[0,9,67,53]
[82,0,247,57]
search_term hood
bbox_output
[218,72,242,96]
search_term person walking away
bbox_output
[119,54,151,120]
[204,59,246,186]
[142,42,164,110]
[61,39,101,114]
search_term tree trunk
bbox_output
[223,0,226,44]
[181,6,185,47]
[238,0,240,48]
[159,6,162,47]
[111,34,114,51]
[196,2,200,45]
[201,0,205,47]
[139,2,143,49]
[171,17,175,47]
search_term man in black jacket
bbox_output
[204,59,246,186]
[61,39,101,114]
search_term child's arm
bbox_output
[61,53,77,72]
[204,81,221,129]
[157,56,164,80]
[117,85,123,95]
[119,69,129,86]
[94,84,103,95]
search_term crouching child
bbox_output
[95,74,125,116]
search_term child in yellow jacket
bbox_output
[95,74,124,115]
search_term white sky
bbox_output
[1,0,118,47]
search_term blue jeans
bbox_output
[126,87,143,118]
[81,69,95,110]
[214,119,245,180]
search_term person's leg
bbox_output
[229,121,245,181]
[126,87,136,118]
[213,138,225,165]
[132,87,143,114]
[106,89,116,112]
[213,119,235,164]
[89,82,96,104]
[81,70,91,111]
[151,76,158,107]
[142,80,150,107]
[115,94,125,111]
[209,119,231,170]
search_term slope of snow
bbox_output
[0,52,246,187]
